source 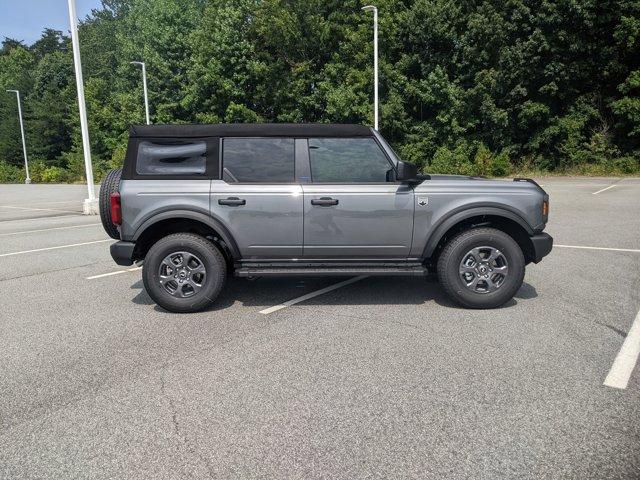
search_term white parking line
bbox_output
[0,223,101,237]
[87,266,142,280]
[0,239,112,258]
[592,185,617,195]
[540,183,610,187]
[604,309,640,389]
[0,205,80,214]
[260,276,368,314]
[555,244,640,253]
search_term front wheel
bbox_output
[437,227,525,309]
[142,233,226,313]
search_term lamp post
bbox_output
[130,61,150,125]
[67,0,97,214]
[5,89,31,184]
[361,5,379,130]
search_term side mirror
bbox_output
[396,161,419,183]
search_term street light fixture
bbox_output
[67,0,97,214]
[130,61,150,125]
[361,5,379,131]
[5,89,31,184]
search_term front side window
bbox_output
[222,138,295,183]
[136,140,207,175]
[308,138,394,183]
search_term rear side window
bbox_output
[308,138,394,183]
[222,138,295,183]
[136,140,207,175]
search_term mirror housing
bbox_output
[396,161,419,183]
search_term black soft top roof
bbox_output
[129,123,373,138]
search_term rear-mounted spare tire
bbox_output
[99,168,122,239]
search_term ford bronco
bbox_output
[100,123,552,312]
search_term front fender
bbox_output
[421,205,534,259]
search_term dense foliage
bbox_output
[1,0,639,182]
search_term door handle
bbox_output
[218,197,246,206]
[311,197,339,206]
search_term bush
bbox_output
[28,160,73,183]
[429,141,511,177]
[489,150,512,176]
[430,141,475,176]
[611,156,640,174]
[40,166,69,183]
[0,161,26,183]
[26,161,46,182]
[473,144,512,177]
[60,150,87,183]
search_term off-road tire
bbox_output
[143,233,226,313]
[99,168,122,239]
[437,227,525,309]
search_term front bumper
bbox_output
[110,241,136,266]
[530,232,553,263]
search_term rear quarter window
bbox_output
[136,140,207,175]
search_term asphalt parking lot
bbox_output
[1,177,639,479]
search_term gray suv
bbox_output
[100,123,552,312]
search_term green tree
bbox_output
[0,46,35,165]
[2,0,640,182]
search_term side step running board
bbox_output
[234,266,428,277]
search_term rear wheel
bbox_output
[99,168,122,239]
[142,233,226,313]
[437,227,525,309]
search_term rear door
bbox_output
[302,137,415,258]
[210,137,303,258]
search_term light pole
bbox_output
[5,90,31,184]
[67,0,97,215]
[362,5,378,131]
[130,61,150,125]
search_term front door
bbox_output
[211,137,303,258]
[302,137,415,258]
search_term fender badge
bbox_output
[418,197,428,206]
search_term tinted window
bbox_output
[136,140,206,175]
[223,138,295,183]
[308,138,393,182]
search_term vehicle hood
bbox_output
[416,174,547,197]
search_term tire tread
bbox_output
[99,168,122,239]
